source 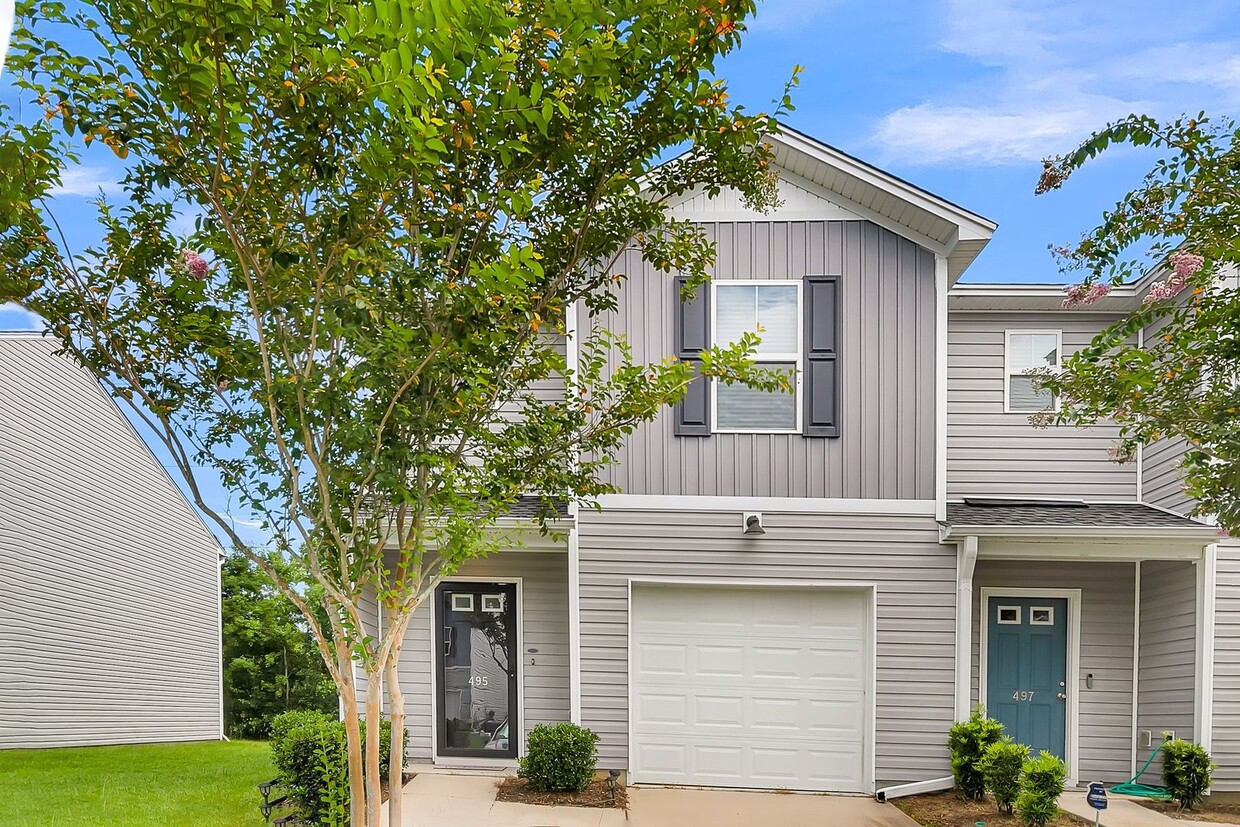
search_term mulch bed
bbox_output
[1138,800,1240,823]
[894,791,1078,827]
[495,776,627,810]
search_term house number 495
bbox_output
[1012,691,1035,701]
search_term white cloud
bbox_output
[871,0,1240,166]
[0,302,44,331]
[48,165,124,198]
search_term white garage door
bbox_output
[630,583,871,793]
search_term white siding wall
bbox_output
[948,313,1137,500]
[0,337,222,748]
[1136,560,1197,773]
[577,508,955,787]
[970,560,1135,783]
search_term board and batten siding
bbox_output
[970,560,1135,783]
[0,336,223,748]
[948,313,1137,500]
[379,547,570,761]
[1212,542,1240,790]
[596,220,936,499]
[577,508,955,787]
[1136,560,1196,771]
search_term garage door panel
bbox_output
[630,585,871,793]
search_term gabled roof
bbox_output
[652,123,997,282]
[0,333,223,559]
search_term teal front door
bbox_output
[986,597,1068,759]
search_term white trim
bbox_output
[626,577,878,794]
[377,594,385,715]
[996,605,1021,624]
[567,505,582,725]
[944,525,1217,543]
[1029,606,1055,625]
[593,494,936,516]
[979,587,1082,787]
[1131,560,1141,778]
[1135,325,1145,502]
[709,280,803,435]
[1196,545,1218,752]
[429,576,524,767]
[935,255,948,522]
[955,536,978,720]
[216,552,225,739]
[1003,329,1062,414]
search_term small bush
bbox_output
[979,737,1029,814]
[270,710,402,826]
[948,707,1005,800]
[1162,739,1215,811]
[1015,751,1067,827]
[518,723,601,793]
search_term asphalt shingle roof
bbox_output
[946,499,1207,529]
[507,496,569,519]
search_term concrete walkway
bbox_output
[383,773,921,827]
[1058,790,1218,827]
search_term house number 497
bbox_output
[1012,691,1035,701]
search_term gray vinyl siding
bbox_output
[948,313,1137,500]
[1142,437,1193,514]
[0,337,223,748]
[1136,561,1196,772]
[1213,543,1240,790]
[577,508,955,787]
[386,548,570,761]
[353,582,382,715]
[970,560,1135,783]
[597,220,937,499]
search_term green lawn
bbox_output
[0,740,274,827]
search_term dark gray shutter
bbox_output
[803,275,840,438]
[673,275,711,436]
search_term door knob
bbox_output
[1057,692,1067,700]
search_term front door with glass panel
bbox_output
[986,597,1068,759]
[435,582,518,759]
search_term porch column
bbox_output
[1195,543,1218,751]
[956,535,979,720]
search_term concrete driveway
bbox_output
[384,773,921,827]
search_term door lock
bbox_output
[1057,692,1067,700]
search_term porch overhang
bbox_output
[939,499,1219,548]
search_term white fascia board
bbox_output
[771,127,997,241]
[942,524,1219,542]
[593,494,936,516]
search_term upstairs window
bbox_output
[1005,330,1061,413]
[712,282,801,433]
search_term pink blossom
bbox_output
[1036,161,1070,195]
[179,248,209,280]
[1061,281,1111,309]
[1170,251,1204,281]
[1142,278,1188,305]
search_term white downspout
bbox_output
[1196,544,1217,752]
[935,255,948,523]
[566,298,583,725]
[1130,561,1141,778]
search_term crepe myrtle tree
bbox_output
[1031,114,1240,532]
[0,0,798,823]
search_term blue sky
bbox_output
[3,0,1236,544]
[5,0,1240,338]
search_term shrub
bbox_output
[1162,739,1215,811]
[1015,751,1067,827]
[518,723,601,792]
[270,710,402,826]
[978,737,1029,814]
[947,707,1005,800]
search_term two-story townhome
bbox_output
[362,125,1231,796]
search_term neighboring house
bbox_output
[0,333,224,748]
[362,125,1229,794]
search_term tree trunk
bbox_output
[364,671,383,827]
[384,616,410,827]
[336,641,367,827]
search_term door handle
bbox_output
[1057,692,1067,700]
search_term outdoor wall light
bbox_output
[742,512,765,536]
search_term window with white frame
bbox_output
[1005,331,1061,413]
[712,281,801,432]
